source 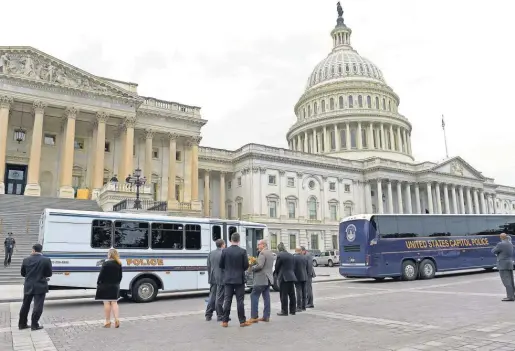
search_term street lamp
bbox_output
[128,168,146,209]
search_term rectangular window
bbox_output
[74,138,85,150]
[44,134,56,146]
[310,234,319,250]
[344,184,351,192]
[212,225,222,241]
[288,202,295,219]
[332,235,338,249]
[91,220,112,248]
[114,221,149,249]
[269,201,277,218]
[105,141,111,153]
[329,182,336,191]
[287,177,295,187]
[175,151,182,161]
[151,223,183,249]
[270,233,278,250]
[175,184,180,201]
[152,147,159,159]
[227,181,232,189]
[289,234,296,250]
[330,205,338,221]
[268,175,276,185]
[227,204,232,219]
[237,177,242,186]
[185,224,201,250]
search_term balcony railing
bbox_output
[112,199,168,212]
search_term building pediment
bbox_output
[0,47,139,102]
[431,156,485,180]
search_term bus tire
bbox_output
[401,260,418,281]
[132,278,158,303]
[484,267,495,272]
[373,277,385,281]
[313,260,318,267]
[419,259,436,280]
[328,260,334,267]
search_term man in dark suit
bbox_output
[302,246,316,308]
[293,247,308,312]
[274,242,297,316]
[19,243,52,330]
[205,239,225,321]
[219,233,251,327]
[492,233,515,301]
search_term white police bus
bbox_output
[39,209,267,302]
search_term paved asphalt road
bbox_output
[3,269,515,350]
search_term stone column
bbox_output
[443,183,450,214]
[407,133,412,155]
[303,132,308,152]
[346,123,351,150]
[405,182,412,214]
[203,169,210,217]
[122,116,136,178]
[25,101,47,196]
[435,183,442,214]
[219,172,226,219]
[426,183,434,213]
[357,122,362,149]
[297,135,301,151]
[167,133,178,206]
[396,181,403,214]
[368,123,374,149]
[144,129,154,181]
[389,125,395,150]
[0,96,13,194]
[365,181,372,213]
[376,179,384,214]
[479,190,486,214]
[323,126,329,152]
[117,126,126,180]
[414,184,421,214]
[473,189,480,214]
[458,186,465,214]
[387,181,394,214]
[334,124,340,151]
[451,185,458,214]
[466,187,473,214]
[380,123,386,150]
[58,107,78,198]
[312,129,317,153]
[396,127,402,152]
[190,136,201,207]
[91,112,109,198]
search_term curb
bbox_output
[0,277,347,304]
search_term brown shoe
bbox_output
[248,318,259,324]
[221,322,228,328]
[240,321,252,327]
[257,318,270,322]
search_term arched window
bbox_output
[330,98,335,110]
[303,108,306,119]
[348,95,353,108]
[367,96,372,108]
[331,66,335,75]
[383,98,386,110]
[308,105,312,117]
[350,128,357,148]
[358,95,363,108]
[361,128,367,148]
[314,72,317,82]
[375,96,379,109]
[324,67,328,78]
[339,96,344,109]
[307,197,317,220]
[338,64,342,74]
[321,100,326,113]
[388,100,392,111]
[313,102,318,115]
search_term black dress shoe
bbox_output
[205,316,212,321]
[296,309,303,312]
[277,312,288,316]
[18,325,29,330]
[306,305,314,308]
[502,298,515,302]
[31,325,44,331]
[290,312,296,315]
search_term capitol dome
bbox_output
[286,6,414,163]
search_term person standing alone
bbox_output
[219,233,252,327]
[274,242,297,316]
[249,239,274,323]
[4,232,16,268]
[302,246,316,308]
[205,239,225,321]
[492,233,515,301]
[293,247,308,312]
[19,244,52,330]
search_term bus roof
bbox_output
[340,213,515,223]
[43,208,267,227]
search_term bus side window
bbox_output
[467,216,487,236]
[228,226,237,240]
[151,223,184,249]
[114,221,149,249]
[91,220,113,248]
[421,216,446,237]
[185,224,202,250]
[444,217,468,236]
[484,216,510,236]
[396,216,423,238]
[212,225,222,241]
[376,216,398,238]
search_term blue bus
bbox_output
[339,214,515,281]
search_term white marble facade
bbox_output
[1,10,515,252]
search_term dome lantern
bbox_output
[332,2,352,50]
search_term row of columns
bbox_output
[289,122,412,155]
[203,170,227,218]
[368,180,495,215]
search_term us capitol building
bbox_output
[0,7,514,251]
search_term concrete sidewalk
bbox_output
[0,274,344,303]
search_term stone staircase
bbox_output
[0,194,103,285]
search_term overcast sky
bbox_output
[4,0,515,185]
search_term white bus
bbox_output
[39,209,268,302]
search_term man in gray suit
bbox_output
[205,239,226,321]
[19,244,52,330]
[492,233,515,301]
[249,239,274,323]
[294,247,308,312]
[301,246,316,308]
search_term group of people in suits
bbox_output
[205,232,316,327]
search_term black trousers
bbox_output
[205,284,225,320]
[4,250,12,266]
[279,281,296,314]
[222,284,246,323]
[294,281,306,310]
[19,293,46,327]
[306,276,314,307]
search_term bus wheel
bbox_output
[401,260,418,281]
[328,260,334,267]
[132,278,158,303]
[373,277,385,281]
[419,259,436,280]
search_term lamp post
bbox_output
[129,168,146,209]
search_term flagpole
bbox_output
[442,114,449,158]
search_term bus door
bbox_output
[340,219,370,266]
[244,226,265,258]
[210,222,226,249]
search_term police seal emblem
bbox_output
[346,224,357,242]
